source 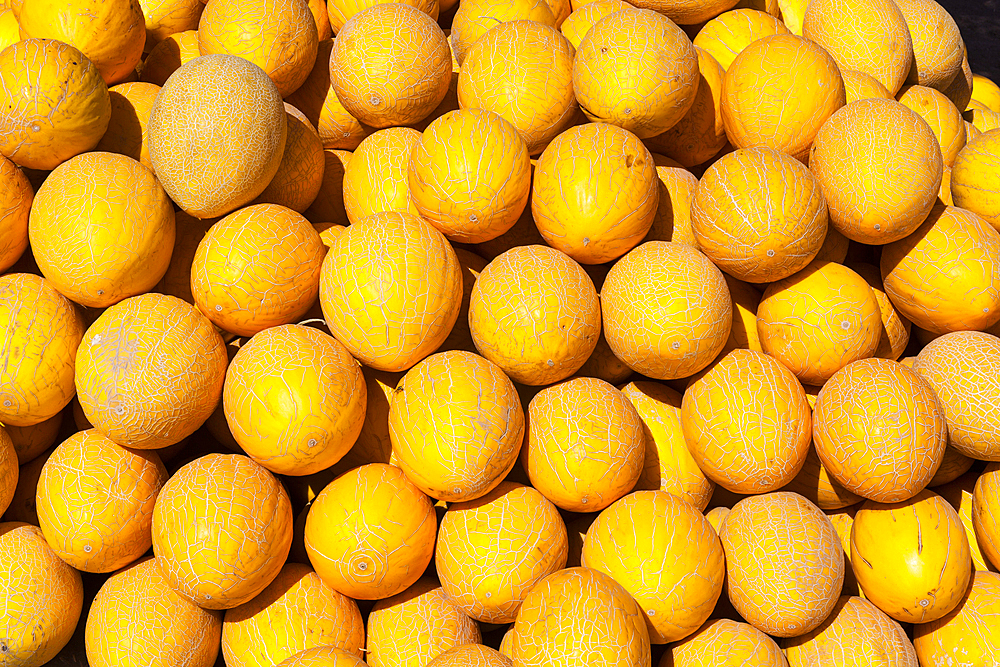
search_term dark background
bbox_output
[943,0,1000,79]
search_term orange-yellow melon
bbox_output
[458,20,576,155]
[664,618,786,667]
[574,332,633,384]
[18,0,145,85]
[813,225,850,263]
[224,324,366,476]
[642,156,700,244]
[781,447,862,510]
[36,429,167,573]
[139,28,201,85]
[75,293,228,449]
[409,109,531,243]
[148,54,287,219]
[841,68,892,103]
[720,491,844,637]
[625,0,738,25]
[532,123,658,263]
[326,0,439,32]
[468,245,600,384]
[153,211,215,305]
[318,211,461,372]
[582,490,724,643]
[965,107,1000,133]
[935,470,990,571]
[973,73,1000,112]
[693,8,789,70]
[546,0,570,24]
[451,0,556,65]
[897,85,967,167]
[913,571,1000,664]
[94,82,160,170]
[0,39,111,170]
[825,506,860,595]
[691,146,827,282]
[152,454,293,609]
[813,358,946,502]
[0,8,18,52]
[342,127,421,223]
[721,33,845,162]
[682,349,811,493]
[784,595,918,666]
[756,260,881,385]
[930,446,975,488]
[560,0,627,49]
[4,411,62,465]
[285,39,368,149]
[428,646,511,667]
[29,151,175,308]
[330,3,449,128]
[191,204,325,336]
[304,463,436,600]
[85,556,222,667]
[277,647,368,667]
[198,0,318,97]
[507,567,650,666]
[893,0,964,91]
[801,0,913,94]
[522,377,644,512]
[974,464,1000,568]
[436,482,568,623]
[437,249,488,354]
[0,428,14,516]
[253,104,325,213]
[852,489,971,623]
[718,273,763,355]
[880,203,1000,333]
[851,262,911,360]
[0,156,31,273]
[0,274,85,427]
[0,522,84,666]
[951,128,1000,230]
[305,149,351,224]
[388,351,522,502]
[221,563,364,667]
[573,9,699,138]
[602,241,732,380]
[138,0,204,50]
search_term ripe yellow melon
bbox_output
[221,563,364,667]
[428,646,512,667]
[852,489,971,623]
[626,0,737,24]
[148,54,287,219]
[944,53,975,110]
[94,81,160,169]
[327,0,438,32]
[602,241,732,380]
[409,109,531,243]
[897,85,967,167]
[253,104,325,213]
[319,211,461,372]
[721,491,844,637]
[664,618,785,667]
[507,567,650,666]
[972,73,1000,112]
[693,8,789,70]
[0,39,111,170]
[935,471,989,571]
[0,156,31,273]
[458,20,577,155]
[304,463,436,600]
[532,123,658,263]
[199,0,317,97]
[781,447,862,510]
[468,245,600,385]
[139,28,201,85]
[721,33,845,161]
[139,0,204,51]
[973,464,1000,568]
[851,262,912,361]
[451,0,556,65]
[75,293,228,450]
[18,0,145,85]
[583,490,724,643]
[0,428,14,517]
[389,351,523,502]
[643,155,700,244]
[880,203,1000,333]
[951,128,1000,230]
[683,349,811,493]
[331,3,450,128]
[436,249,488,354]
[913,571,1000,664]
[29,151,175,308]
[574,332,634,384]
[801,0,913,94]
[305,149,351,224]
[366,578,480,667]
[965,106,1000,133]
[152,211,215,305]
[841,69,892,103]
[892,0,964,92]
[436,482,568,623]
[757,260,882,385]
[717,274,763,354]
[277,647,368,667]
[224,324,366,476]
[0,8,17,52]
[342,127,421,223]
[0,522,84,665]
[560,0,627,49]
[0,274,85,427]
[573,9,699,138]
[153,454,294,609]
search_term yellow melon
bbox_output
[965,107,1000,133]
[152,211,215,305]
[847,262,911,361]
[0,39,111,170]
[913,571,1000,664]
[0,522,84,666]
[0,156,31,273]
[18,0,145,85]
[221,563,364,667]
[693,8,789,70]
[664,618,786,667]
[0,8,18,52]
[253,104,325,213]
[944,53,975,110]
[936,470,991,571]
[721,33,845,162]
[892,0,964,92]
[277,647,368,667]
[94,80,161,169]
[532,123,658,263]
[801,0,913,94]
[852,489,971,623]
[507,567,650,666]
[626,0,737,24]
[458,20,577,155]
[972,73,1000,112]
[409,109,531,243]
[951,128,1000,231]
[330,3,450,128]
[427,646,512,667]
[574,332,634,384]
[721,491,844,637]
[4,411,61,465]
[342,127,421,223]
[148,54,287,219]
[880,203,1000,333]
[327,0,438,33]
[436,482,568,623]
[0,428,14,517]
[523,377,644,512]
[717,273,763,355]
[841,68,893,103]
[138,0,204,51]
[139,28,201,85]
[781,447,862,511]
[560,0,627,49]
[75,293,228,449]
[29,151,175,308]
[897,85,967,167]
[643,156,700,244]
[573,9,699,138]
[451,0,556,65]
[437,249,488,354]
[305,149,351,224]
[974,464,1000,568]
[0,274,85,427]
[36,429,167,573]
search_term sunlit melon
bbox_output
[913,571,1000,665]
[951,128,1000,231]
[664,618,786,667]
[693,8,789,70]
[841,69,892,103]
[893,0,964,91]
[451,0,556,65]
[95,81,160,168]
[138,0,204,51]
[139,29,201,86]
[342,128,422,223]
[253,104,325,213]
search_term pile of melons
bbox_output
[1,0,1000,665]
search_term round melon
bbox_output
[4,412,62,465]
[930,448,975,488]
[95,81,161,168]
[0,428,14,517]
[693,8,789,70]
[973,464,1000,569]
[342,127,422,223]
[560,0,627,49]
[451,0,556,64]
[897,85,967,168]
[0,156,31,273]
[852,262,912,361]
[253,104,325,213]
[624,0,738,24]
[664,618,786,667]
[913,571,1000,665]
[326,0,438,32]
[428,646,511,667]
[138,0,204,51]
[841,68,892,103]
[0,8,17,52]
[643,155,700,244]
[892,0,964,91]
[781,447,862,510]
[973,73,1000,112]
[277,647,368,667]
[139,28,201,86]
[951,128,1000,230]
